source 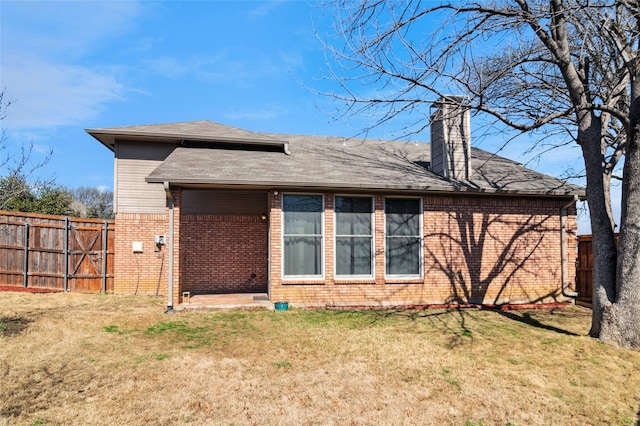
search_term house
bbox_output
[86,99,584,310]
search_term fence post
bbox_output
[64,217,69,292]
[23,223,29,288]
[102,220,108,293]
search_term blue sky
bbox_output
[0,1,611,233]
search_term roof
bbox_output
[86,120,585,197]
[86,120,288,152]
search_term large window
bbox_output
[385,198,422,277]
[335,196,374,277]
[283,194,323,277]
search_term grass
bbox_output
[1,292,639,425]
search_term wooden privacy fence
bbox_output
[0,210,114,293]
[575,235,594,307]
[575,233,619,307]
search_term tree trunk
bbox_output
[599,136,640,347]
[598,75,640,348]
[579,116,618,339]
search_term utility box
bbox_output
[132,241,143,253]
[154,235,166,245]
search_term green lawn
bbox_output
[1,292,638,425]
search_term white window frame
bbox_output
[384,196,423,279]
[334,195,375,279]
[282,193,325,280]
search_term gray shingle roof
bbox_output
[87,120,584,197]
[86,121,285,151]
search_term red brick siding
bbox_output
[114,213,168,296]
[269,191,283,289]
[115,189,578,307]
[325,194,335,284]
[180,214,268,294]
[422,195,573,305]
[270,193,578,306]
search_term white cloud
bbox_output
[2,1,142,60]
[2,54,124,129]
[0,1,144,130]
[141,52,270,89]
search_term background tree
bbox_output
[0,173,37,212]
[0,89,53,210]
[70,186,113,219]
[322,0,640,347]
[0,173,76,216]
[34,185,77,216]
[0,89,112,219]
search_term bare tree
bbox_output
[322,0,640,347]
[70,186,113,219]
[0,89,53,210]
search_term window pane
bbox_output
[284,194,323,212]
[284,236,322,276]
[336,212,372,235]
[335,196,373,277]
[385,198,421,277]
[385,199,420,236]
[284,211,322,234]
[284,195,322,235]
[386,213,420,236]
[385,198,420,215]
[386,237,421,275]
[336,196,372,235]
[336,196,372,213]
[336,237,372,275]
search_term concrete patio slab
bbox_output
[175,293,273,310]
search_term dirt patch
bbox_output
[0,285,63,294]
[0,316,32,337]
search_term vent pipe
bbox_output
[430,96,472,181]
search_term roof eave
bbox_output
[85,128,289,153]
[85,129,117,152]
[146,177,584,198]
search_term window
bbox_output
[283,194,323,277]
[385,198,422,277]
[335,196,374,277]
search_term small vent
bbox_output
[414,161,431,171]
[180,140,286,153]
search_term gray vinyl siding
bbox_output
[430,118,446,178]
[115,141,176,214]
[429,101,471,181]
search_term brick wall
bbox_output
[115,189,578,308]
[114,213,168,296]
[115,190,269,304]
[422,195,575,305]
[269,193,578,306]
[180,214,268,294]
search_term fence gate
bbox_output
[575,233,619,308]
[576,235,593,307]
[0,211,114,293]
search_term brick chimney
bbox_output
[430,96,471,181]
